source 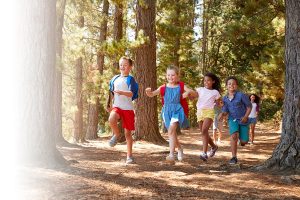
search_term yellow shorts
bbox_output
[197,108,215,122]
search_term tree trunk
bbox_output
[86,0,109,140]
[17,0,66,167]
[74,57,84,142]
[173,3,180,68]
[202,0,210,75]
[135,0,166,144]
[113,1,124,70]
[260,0,300,171]
[55,0,69,146]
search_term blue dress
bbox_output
[162,86,189,129]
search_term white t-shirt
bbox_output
[249,102,257,118]
[112,76,134,110]
[196,87,221,109]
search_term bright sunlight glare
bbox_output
[0,1,17,200]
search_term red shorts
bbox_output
[111,107,135,131]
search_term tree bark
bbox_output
[74,57,84,142]
[113,1,124,70]
[55,0,69,146]
[86,0,109,140]
[173,3,180,68]
[17,0,66,167]
[135,0,166,144]
[202,0,211,75]
[260,0,300,171]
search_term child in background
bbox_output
[213,100,223,145]
[218,76,252,165]
[145,66,192,164]
[248,94,260,144]
[188,73,221,162]
[107,56,138,164]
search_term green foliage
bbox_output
[61,0,286,134]
[259,98,283,122]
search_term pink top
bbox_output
[196,87,221,109]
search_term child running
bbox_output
[145,66,192,164]
[188,72,221,162]
[106,56,138,164]
[248,94,260,144]
[218,76,252,164]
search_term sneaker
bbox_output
[207,145,218,157]
[108,135,118,147]
[166,155,175,164]
[177,148,184,161]
[126,157,135,164]
[199,152,208,162]
[229,157,238,165]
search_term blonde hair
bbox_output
[167,65,180,76]
[119,56,133,66]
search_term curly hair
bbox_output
[204,72,221,92]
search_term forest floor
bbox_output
[17,123,300,200]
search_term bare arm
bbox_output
[145,86,161,97]
[183,85,198,99]
[241,107,252,123]
[106,91,114,112]
[114,90,133,98]
[218,112,228,122]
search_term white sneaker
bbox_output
[126,157,135,164]
[177,148,184,161]
[165,155,175,164]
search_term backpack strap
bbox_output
[178,81,189,117]
[159,84,166,105]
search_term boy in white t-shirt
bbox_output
[188,73,222,162]
[106,56,138,164]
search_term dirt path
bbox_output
[17,123,300,199]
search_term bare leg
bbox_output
[175,135,182,150]
[230,132,238,157]
[218,120,223,141]
[108,111,121,138]
[200,118,214,153]
[124,129,133,158]
[250,123,255,142]
[213,128,217,143]
[168,122,178,157]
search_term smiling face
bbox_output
[204,76,215,89]
[119,58,132,76]
[250,95,256,102]
[226,79,238,93]
[166,69,179,85]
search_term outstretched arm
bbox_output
[114,90,133,98]
[145,86,161,97]
[183,85,198,99]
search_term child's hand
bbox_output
[145,87,152,96]
[182,91,189,99]
[240,116,248,123]
[105,106,112,113]
[218,113,223,122]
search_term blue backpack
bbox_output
[109,75,139,101]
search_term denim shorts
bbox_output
[228,118,249,142]
[248,117,257,124]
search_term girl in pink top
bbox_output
[188,73,221,161]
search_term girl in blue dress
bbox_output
[145,66,193,163]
